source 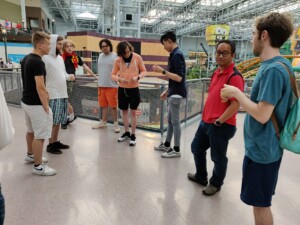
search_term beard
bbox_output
[56,48,61,55]
[253,48,261,57]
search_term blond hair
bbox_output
[32,31,50,48]
[63,39,75,51]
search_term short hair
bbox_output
[216,40,236,54]
[32,31,50,48]
[63,39,75,51]
[255,12,294,48]
[99,39,113,52]
[117,41,134,56]
[57,35,64,42]
[160,31,176,44]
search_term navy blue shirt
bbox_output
[167,47,186,98]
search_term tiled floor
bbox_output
[1,106,300,225]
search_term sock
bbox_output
[34,164,41,168]
[164,141,170,147]
[174,146,180,152]
[27,153,33,157]
[69,113,74,121]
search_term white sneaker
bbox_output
[92,120,107,129]
[129,134,136,146]
[154,143,171,152]
[161,148,181,158]
[114,121,121,133]
[32,164,57,176]
[25,155,48,163]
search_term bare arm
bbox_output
[152,65,182,82]
[221,84,275,124]
[217,100,240,124]
[35,76,49,113]
[83,64,97,78]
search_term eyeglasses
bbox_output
[216,51,232,57]
[101,45,108,48]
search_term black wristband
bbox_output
[214,120,222,126]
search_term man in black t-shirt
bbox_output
[21,31,56,176]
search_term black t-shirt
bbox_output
[64,55,83,74]
[21,53,46,105]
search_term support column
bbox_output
[137,0,140,38]
[20,0,27,29]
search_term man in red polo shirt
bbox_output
[187,40,244,196]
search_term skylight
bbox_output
[77,12,97,19]
[164,0,188,3]
[72,2,100,20]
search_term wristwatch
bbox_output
[214,120,223,126]
[162,70,166,75]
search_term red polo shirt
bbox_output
[202,63,244,126]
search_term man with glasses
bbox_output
[187,40,244,196]
[92,39,120,133]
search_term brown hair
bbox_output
[117,41,134,56]
[32,31,50,48]
[57,35,64,42]
[63,39,75,51]
[255,12,294,48]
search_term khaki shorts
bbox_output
[21,102,53,139]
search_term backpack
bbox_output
[271,63,300,153]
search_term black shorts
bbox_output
[240,156,282,207]
[118,87,140,110]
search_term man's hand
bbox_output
[221,84,239,102]
[160,90,168,100]
[44,107,50,114]
[130,76,139,83]
[69,74,75,81]
[152,64,164,73]
[118,77,129,84]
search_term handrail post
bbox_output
[159,83,165,141]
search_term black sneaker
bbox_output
[129,134,136,146]
[61,124,67,129]
[118,132,131,142]
[53,141,70,149]
[46,144,62,154]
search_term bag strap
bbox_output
[271,62,299,138]
[227,67,243,84]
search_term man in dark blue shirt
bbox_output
[153,31,186,158]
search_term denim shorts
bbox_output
[240,156,282,207]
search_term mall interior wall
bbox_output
[0,0,22,23]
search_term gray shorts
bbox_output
[21,102,53,139]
